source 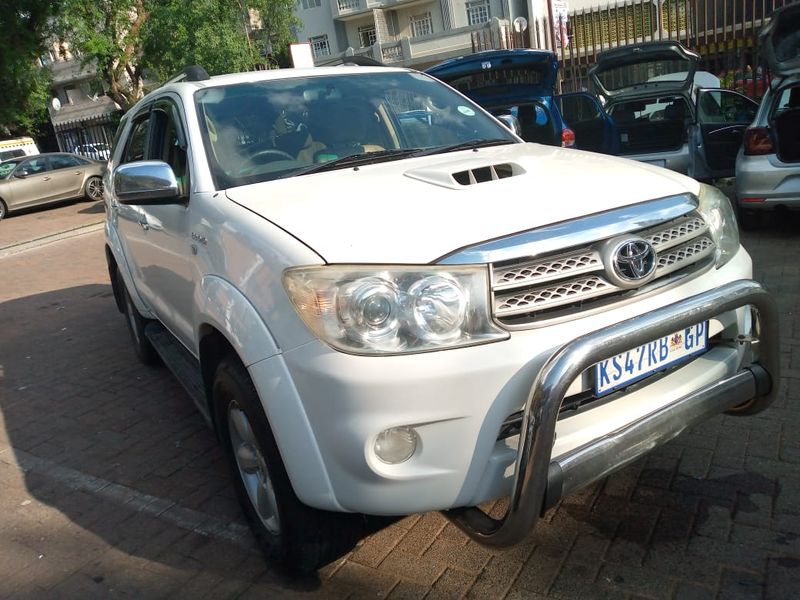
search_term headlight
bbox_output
[697,183,740,268]
[283,265,508,355]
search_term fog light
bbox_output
[374,427,418,464]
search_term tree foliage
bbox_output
[0,1,59,136]
[57,0,300,113]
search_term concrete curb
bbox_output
[0,221,105,259]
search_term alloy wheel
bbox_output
[228,402,281,535]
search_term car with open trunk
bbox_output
[736,3,800,227]
[590,41,758,179]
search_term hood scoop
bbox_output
[405,161,524,189]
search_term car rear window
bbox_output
[445,67,544,94]
[597,59,689,91]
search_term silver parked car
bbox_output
[590,41,758,179]
[0,152,105,220]
[736,3,800,227]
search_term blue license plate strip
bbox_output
[594,321,709,397]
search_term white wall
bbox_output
[295,1,341,54]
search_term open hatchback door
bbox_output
[589,41,699,101]
[760,2,800,78]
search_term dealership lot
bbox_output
[0,202,799,599]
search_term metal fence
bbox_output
[53,113,120,158]
[472,0,796,101]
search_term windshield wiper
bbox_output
[287,148,422,178]
[409,139,516,158]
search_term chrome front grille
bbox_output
[491,214,715,325]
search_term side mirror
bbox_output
[14,170,28,179]
[496,114,522,137]
[114,161,180,205]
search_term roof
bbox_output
[50,96,119,126]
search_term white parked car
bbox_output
[73,142,111,161]
[104,64,778,572]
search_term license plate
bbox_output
[594,322,709,396]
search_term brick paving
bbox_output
[0,202,799,599]
[0,198,105,252]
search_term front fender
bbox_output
[195,275,280,366]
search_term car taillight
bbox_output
[561,127,576,148]
[743,127,774,155]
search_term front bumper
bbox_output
[445,279,778,547]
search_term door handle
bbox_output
[43,176,51,181]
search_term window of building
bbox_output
[409,13,433,38]
[358,25,377,48]
[301,0,321,9]
[466,0,490,25]
[309,35,331,58]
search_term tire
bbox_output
[0,199,7,220]
[118,272,158,365]
[84,176,104,202]
[213,356,349,573]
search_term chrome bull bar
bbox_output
[445,279,779,547]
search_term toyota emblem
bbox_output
[613,239,657,282]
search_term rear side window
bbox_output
[773,86,800,115]
[49,154,82,169]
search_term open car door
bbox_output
[556,92,620,154]
[692,88,758,180]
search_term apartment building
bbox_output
[40,43,120,154]
[296,0,528,68]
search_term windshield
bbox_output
[0,160,21,178]
[597,59,690,92]
[194,71,517,189]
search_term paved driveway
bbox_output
[0,202,798,599]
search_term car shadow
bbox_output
[78,201,106,215]
[0,283,395,591]
[1,282,794,595]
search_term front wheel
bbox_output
[0,199,7,220]
[84,176,104,202]
[213,356,348,573]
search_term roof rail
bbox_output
[165,66,211,84]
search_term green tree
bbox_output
[0,1,59,136]
[58,0,299,113]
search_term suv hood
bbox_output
[226,144,697,264]
[425,50,558,104]
[760,3,800,77]
[590,42,699,99]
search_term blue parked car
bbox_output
[425,49,619,154]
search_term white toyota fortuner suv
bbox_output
[104,65,778,572]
